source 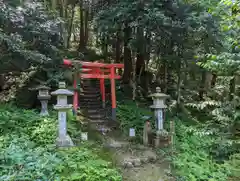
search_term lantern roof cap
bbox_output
[51,82,73,96]
[51,89,73,96]
[149,87,169,98]
[29,84,50,91]
[35,85,51,90]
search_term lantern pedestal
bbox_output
[154,129,169,148]
[55,108,74,147]
[31,85,51,116]
[38,96,50,116]
[56,134,74,147]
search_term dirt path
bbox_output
[79,114,173,181]
[102,136,173,181]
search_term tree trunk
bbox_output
[0,74,4,92]
[211,73,217,88]
[229,76,236,101]
[104,36,108,62]
[59,0,68,48]
[145,31,151,70]
[122,24,132,84]
[163,61,168,93]
[67,3,76,48]
[136,26,145,76]
[199,69,206,100]
[132,52,137,100]
[115,31,121,63]
[43,0,49,10]
[60,0,68,18]
[116,31,122,75]
[78,0,85,51]
[84,9,89,47]
[176,61,182,110]
[51,0,57,11]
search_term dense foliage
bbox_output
[0,0,239,180]
[173,119,239,181]
[0,104,121,181]
[0,1,62,74]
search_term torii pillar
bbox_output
[110,66,117,120]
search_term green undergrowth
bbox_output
[116,97,172,141]
[117,100,154,141]
[171,118,239,181]
[0,104,122,181]
[116,99,239,181]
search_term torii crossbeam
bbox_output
[63,59,124,121]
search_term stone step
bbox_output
[81,85,100,89]
[79,100,102,105]
[80,104,103,109]
[76,110,105,119]
[88,114,106,119]
[80,87,100,92]
[79,92,101,97]
[81,83,100,87]
[79,101,102,105]
[79,100,102,104]
[89,119,106,123]
[84,107,106,116]
[87,109,105,114]
[81,84,99,87]
[79,94,100,98]
[79,97,100,101]
[80,90,101,94]
[79,97,101,101]
[81,79,100,83]
[80,90,100,94]
[79,103,103,107]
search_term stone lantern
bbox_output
[149,87,169,131]
[51,82,74,147]
[36,85,51,116]
[149,87,169,147]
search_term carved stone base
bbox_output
[40,111,49,116]
[39,100,49,116]
[154,130,170,148]
[56,135,74,147]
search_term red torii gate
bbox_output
[63,59,124,121]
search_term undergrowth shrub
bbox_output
[226,153,240,179]
[0,104,121,181]
[117,100,153,140]
[173,119,239,181]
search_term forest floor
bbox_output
[105,138,171,181]
[88,125,173,181]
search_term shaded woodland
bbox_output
[0,0,239,180]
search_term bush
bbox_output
[0,104,121,181]
[172,119,239,181]
[117,100,153,139]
